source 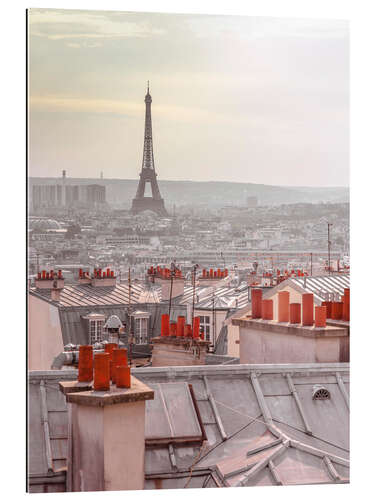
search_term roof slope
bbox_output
[28,363,349,490]
[57,302,188,347]
[265,274,350,303]
[29,282,162,308]
[179,282,250,310]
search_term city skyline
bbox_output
[28,9,349,187]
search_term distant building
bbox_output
[65,184,106,207]
[31,174,106,211]
[246,195,258,207]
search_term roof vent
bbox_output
[312,385,330,400]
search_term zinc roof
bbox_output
[268,274,350,303]
[180,282,250,310]
[28,362,349,491]
[30,280,251,312]
[29,282,162,308]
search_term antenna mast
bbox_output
[128,267,133,365]
[192,264,199,322]
[327,223,333,275]
[168,262,176,317]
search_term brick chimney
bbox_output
[151,316,210,367]
[78,268,91,284]
[35,269,64,290]
[198,267,229,286]
[146,265,185,300]
[35,270,64,301]
[91,268,117,287]
[59,348,154,492]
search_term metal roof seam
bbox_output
[286,374,313,435]
[271,417,350,454]
[268,459,283,485]
[233,440,290,487]
[323,456,341,481]
[336,373,350,410]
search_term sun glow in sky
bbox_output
[28,9,349,186]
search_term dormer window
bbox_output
[90,319,103,344]
[135,317,148,344]
[82,312,106,345]
[131,310,151,345]
[199,315,211,342]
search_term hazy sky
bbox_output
[28,9,349,186]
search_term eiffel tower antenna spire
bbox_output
[131,85,168,216]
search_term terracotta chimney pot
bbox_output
[261,299,273,320]
[289,303,301,324]
[93,352,110,391]
[116,366,131,388]
[302,293,314,326]
[315,306,327,328]
[278,291,290,322]
[251,288,262,319]
[78,345,93,382]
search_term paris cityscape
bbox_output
[27,9,350,494]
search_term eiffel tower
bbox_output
[131,83,168,216]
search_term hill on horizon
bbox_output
[29,177,349,208]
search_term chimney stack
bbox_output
[192,316,200,338]
[169,322,177,336]
[93,352,110,391]
[322,301,332,319]
[78,345,93,383]
[251,288,262,319]
[278,291,290,322]
[35,269,64,290]
[176,316,185,337]
[60,349,154,492]
[302,293,314,326]
[331,301,343,320]
[161,314,170,337]
[289,303,301,324]
[91,267,117,287]
[315,306,327,328]
[261,299,273,320]
[342,288,350,321]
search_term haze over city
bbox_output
[26,7,352,494]
[28,9,349,187]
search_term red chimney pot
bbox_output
[116,366,131,388]
[251,288,262,319]
[93,352,110,391]
[289,303,301,324]
[78,345,93,382]
[177,316,185,337]
[315,306,327,328]
[302,293,314,326]
[193,316,200,338]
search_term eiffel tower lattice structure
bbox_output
[131,83,168,216]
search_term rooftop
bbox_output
[29,362,349,490]
[30,280,251,311]
[29,282,159,308]
[266,274,350,303]
[232,317,348,338]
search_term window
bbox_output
[135,317,148,345]
[199,315,211,342]
[90,320,103,344]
